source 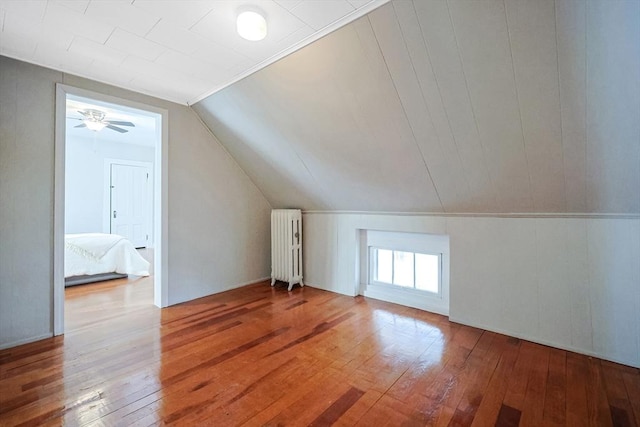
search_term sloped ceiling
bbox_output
[194,0,640,214]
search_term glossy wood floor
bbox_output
[1,278,639,426]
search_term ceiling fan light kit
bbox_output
[237,11,267,41]
[84,120,107,131]
[72,109,135,133]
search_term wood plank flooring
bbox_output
[1,278,638,426]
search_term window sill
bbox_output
[364,282,449,316]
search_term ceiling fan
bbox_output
[72,109,135,133]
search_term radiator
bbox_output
[271,209,304,291]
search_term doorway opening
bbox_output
[54,85,169,335]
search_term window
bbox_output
[370,248,441,295]
[360,230,449,315]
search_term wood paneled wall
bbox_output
[303,212,640,368]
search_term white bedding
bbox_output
[65,233,150,278]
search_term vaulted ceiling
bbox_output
[1,1,638,214]
[194,0,640,214]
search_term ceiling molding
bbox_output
[301,211,640,220]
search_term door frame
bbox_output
[103,159,153,246]
[54,84,169,336]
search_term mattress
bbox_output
[65,233,150,278]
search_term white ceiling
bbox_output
[194,0,640,214]
[0,0,388,105]
[66,94,158,146]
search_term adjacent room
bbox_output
[63,93,158,329]
[0,0,638,426]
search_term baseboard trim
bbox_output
[363,288,449,317]
[448,315,639,369]
[299,282,355,297]
[169,276,273,306]
[0,333,54,351]
[234,276,272,288]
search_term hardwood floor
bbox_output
[1,279,638,426]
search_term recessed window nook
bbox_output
[359,230,450,316]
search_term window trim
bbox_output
[369,247,442,296]
[361,230,450,316]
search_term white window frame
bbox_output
[362,230,450,316]
[369,248,442,296]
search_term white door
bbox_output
[110,163,149,248]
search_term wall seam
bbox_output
[445,0,501,211]
[411,0,474,209]
[393,1,462,207]
[366,13,445,212]
[553,0,569,212]
[503,0,536,211]
[187,106,273,209]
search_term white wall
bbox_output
[303,212,640,368]
[65,136,154,234]
[0,56,272,349]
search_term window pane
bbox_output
[416,253,439,293]
[375,249,392,284]
[393,251,414,287]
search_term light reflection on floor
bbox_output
[372,308,445,366]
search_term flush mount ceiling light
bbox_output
[237,11,267,41]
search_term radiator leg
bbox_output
[271,278,275,286]
[300,279,304,287]
[288,281,294,292]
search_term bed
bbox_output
[65,233,150,286]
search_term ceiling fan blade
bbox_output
[74,124,87,128]
[106,124,128,133]
[77,110,89,116]
[106,120,135,127]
